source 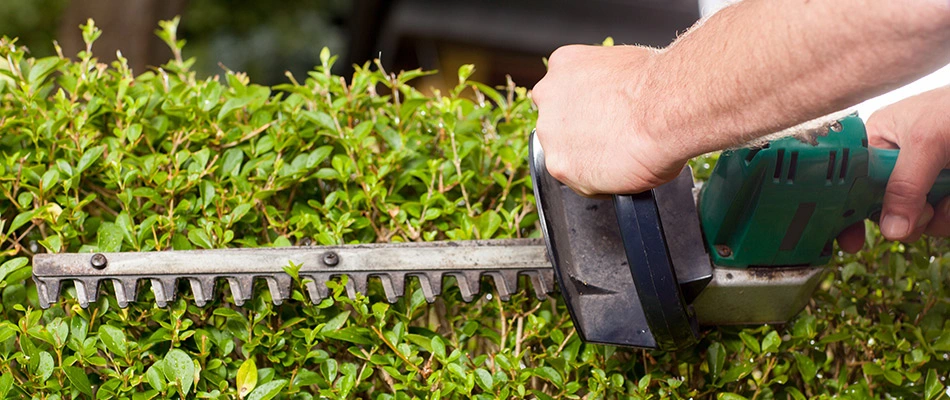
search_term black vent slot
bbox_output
[826,151,837,182]
[745,148,762,163]
[774,149,785,181]
[787,151,799,182]
[839,149,850,181]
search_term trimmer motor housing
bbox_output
[529,114,928,350]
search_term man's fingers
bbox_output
[880,144,946,240]
[902,204,933,243]
[925,197,950,237]
[837,222,866,253]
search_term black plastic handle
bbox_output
[614,192,699,350]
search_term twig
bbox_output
[515,316,524,357]
[371,326,424,377]
[554,330,575,357]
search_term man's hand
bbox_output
[532,45,693,196]
[837,86,950,253]
[533,0,950,197]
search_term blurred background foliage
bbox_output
[0,0,697,89]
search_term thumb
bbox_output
[880,142,945,240]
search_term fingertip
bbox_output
[837,223,866,253]
[925,197,950,237]
[880,213,911,240]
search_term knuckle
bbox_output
[884,178,928,208]
[545,156,569,182]
[548,45,581,67]
[531,82,547,104]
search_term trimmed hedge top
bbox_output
[0,18,948,400]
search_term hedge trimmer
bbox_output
[33,114,950,350]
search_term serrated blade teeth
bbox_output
[487,271,519,301]
[227,276,254,306]
[304,274,330,304]
[30,238,554,308]
[265,274,292,305]
[75,278,100,308]
[526,271,551,300]
[113,279,138,308]
[375,274,402,303]
[344,273,369,299]
[151,278,178,308]
[538,269,556,299]
[411,273,442,303]
[189,277,216,307]
[35,278,61,309]
[454,272,482,302]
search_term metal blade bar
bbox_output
[32,238,554,309]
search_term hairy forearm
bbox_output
[651,0,950,156]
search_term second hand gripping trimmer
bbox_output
[33,114,949,350]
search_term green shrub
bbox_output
[0,18,948,399]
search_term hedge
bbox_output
[0,18,948,399]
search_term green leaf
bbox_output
[862,363,884,376]
[228,203,252,225]
[246,379,287,400]
[322,327,373,345]
[98,325,128,358]
[786,387,807,400]
[533,367,562,387]
[146,362,166,392]
[307,146,333,168]
[28,57,63,85]
[320,311,350,333]
[37,351,54,382]
[97,222,124,252]
[218,96,253,121]
[303,111,336,131]
[221,148,245,177]
[294,369,321,387]
[64,366,93,397]
[200,180,215,209]
[0,257,28,283]
[0,373,13,399]
[794,353,818,382]
[321,359,338,382]
[707,342,726,381]
[237,358,258,399]
[925,369,944,400]
[0,323,16,343]
[762,331,781,353]
[718,393,749,400]
[475,211,503,238]
[739,332,761,354]
[164,349,195,396]
[431,336,446,360]
[475,368,493,392]
[48,318,68,346]
[882,370,903,386]
[7,210,37,235]
[41,169,59,191]
[457,64,475,84]
[77,145,105,173]
[188,229,214,249]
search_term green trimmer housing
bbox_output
[531,113,950,350]
[700,115,950,267]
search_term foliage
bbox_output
[0,0,69,58]
[0,19,948,399]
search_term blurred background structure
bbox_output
[1,0,945,111]
[0,0,698,90]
